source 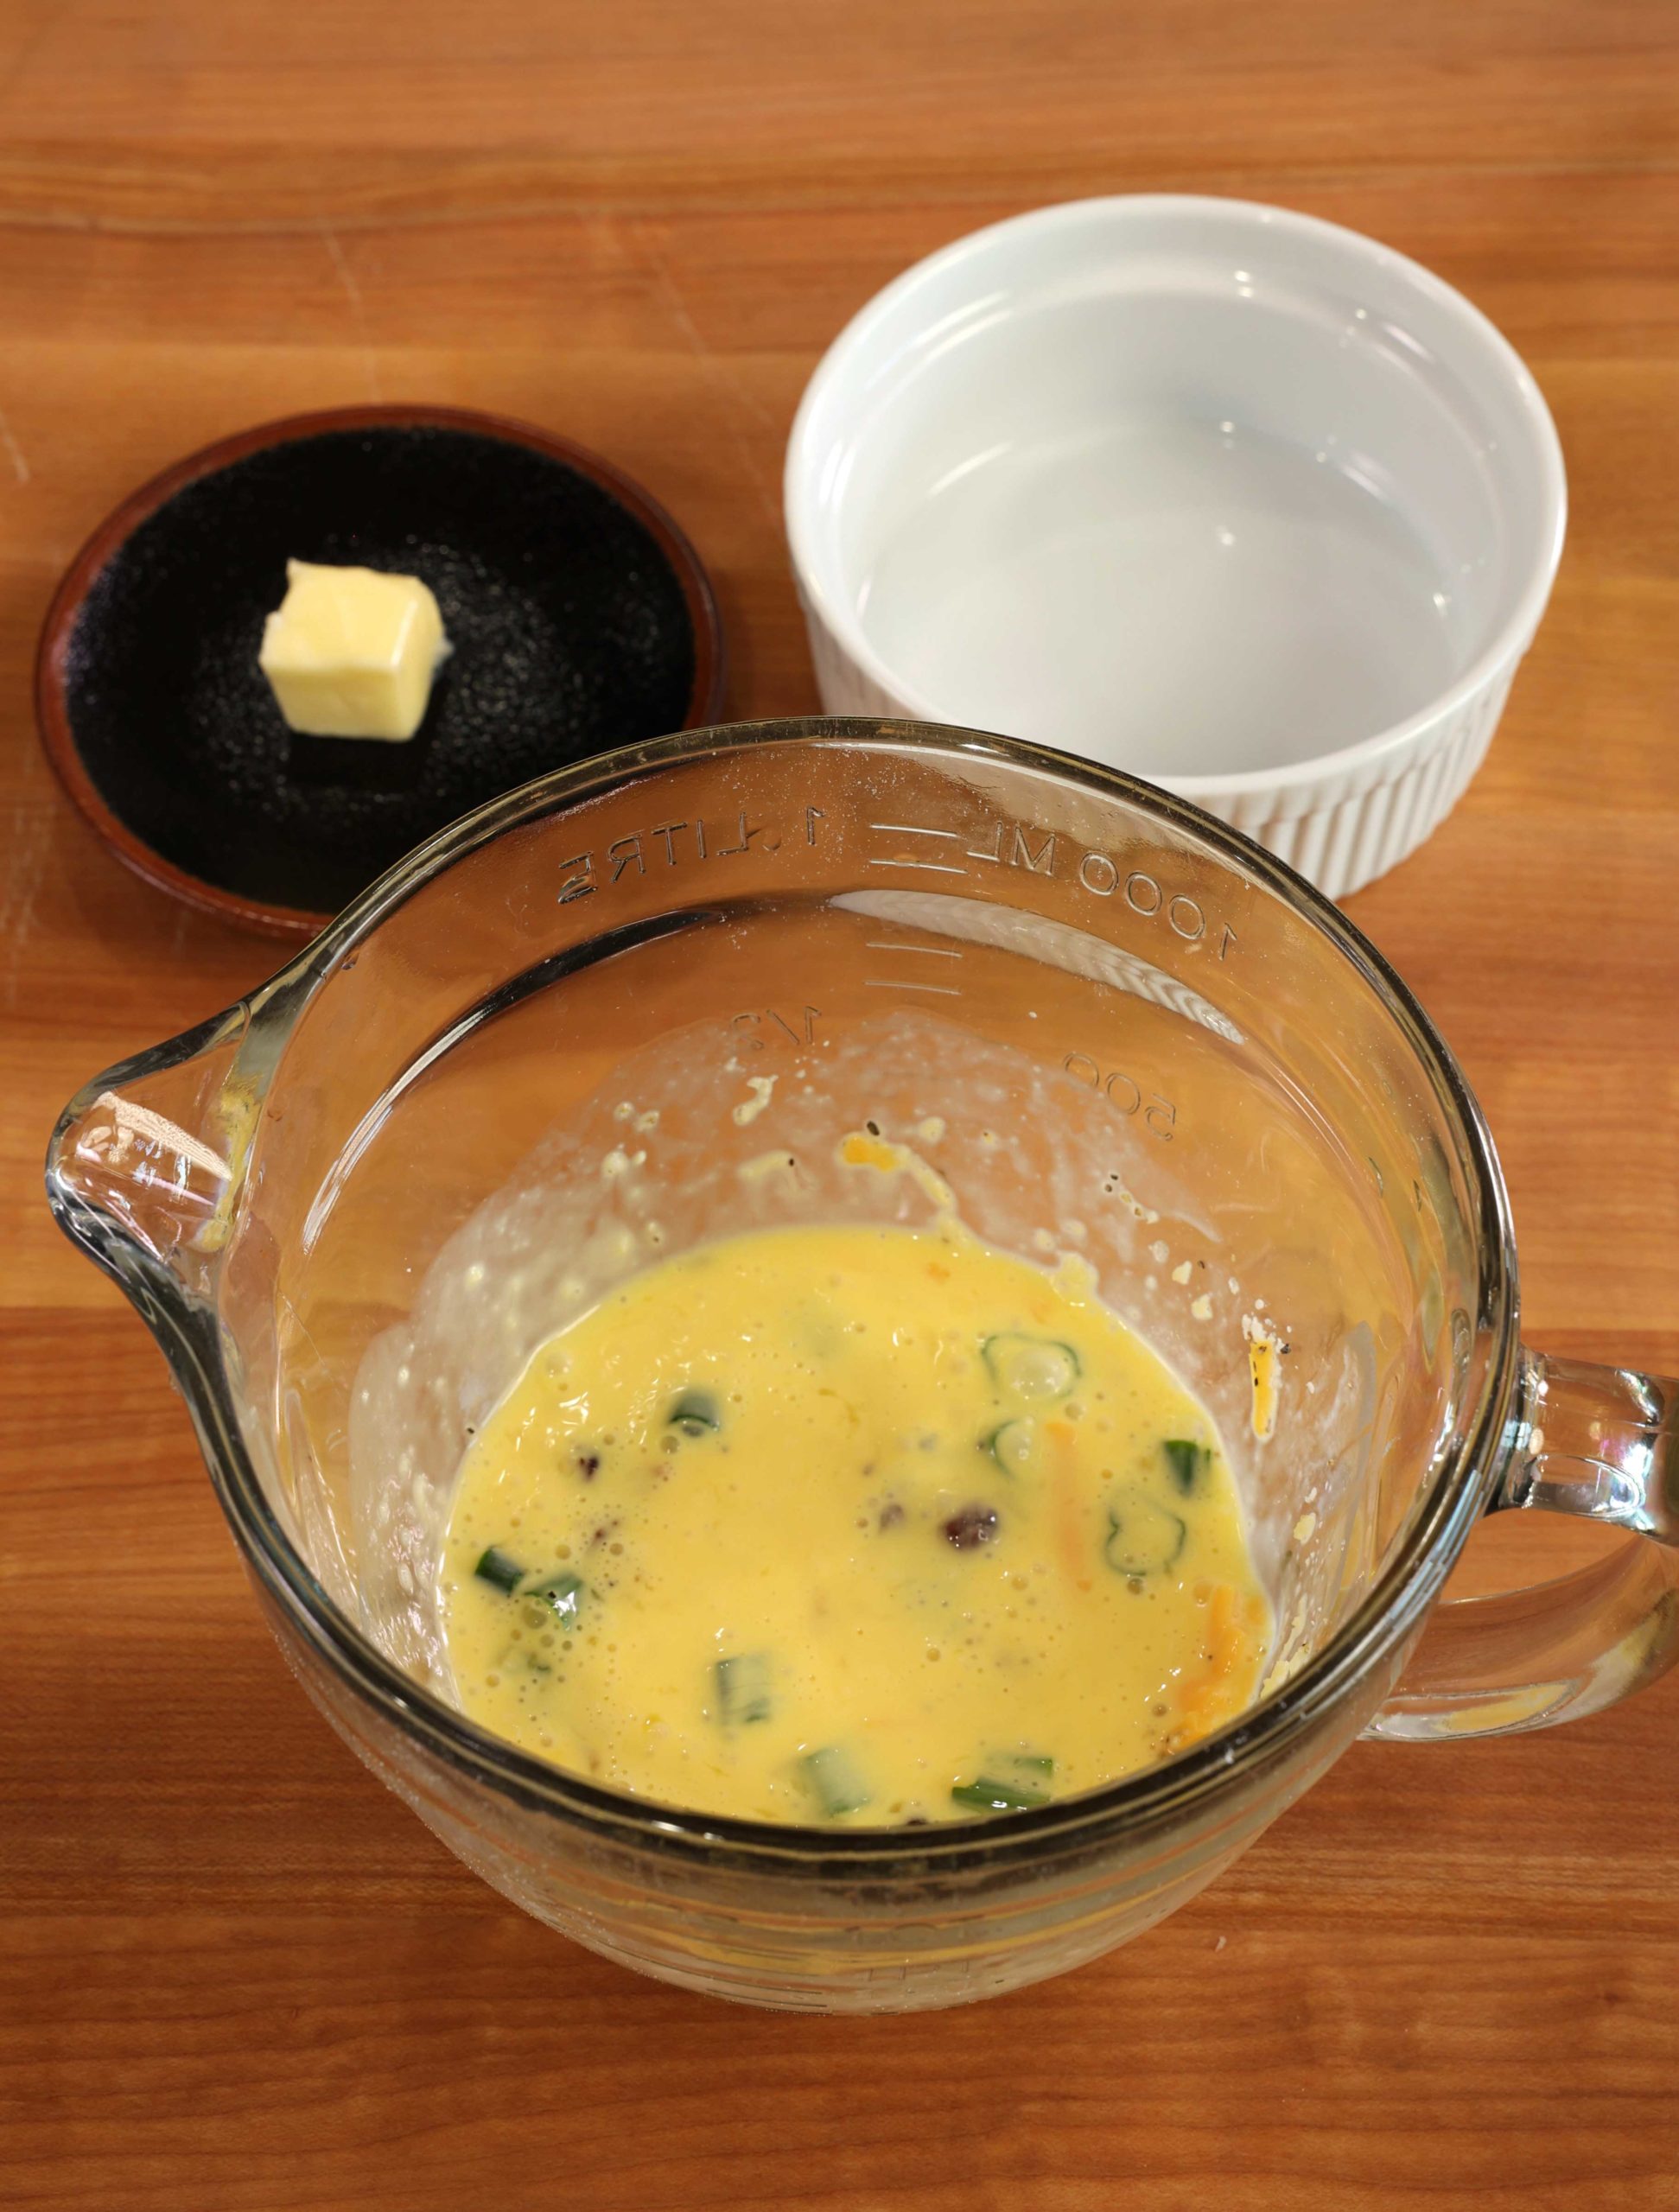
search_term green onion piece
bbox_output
[799,1746,871,1819]
[1006,1751,1055,1777]
[1164,1438,1209,1496]
[981,1332,1080,1401]
[667,1388,722,1437]
[1103,1490,1188,1577]
[474,1545,524,1594]
[951,1776,1051,1815]
[475,1548,585,1623]
[714,1652,773,1726]
[983,1417,1035,1476]
[525,1568,585,1628]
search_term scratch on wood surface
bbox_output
[1,149,1676,245]
[621,215,781,531]
[319,220,382,402]
[0,798,50,1010]
[0,402,30,484]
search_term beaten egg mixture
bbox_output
[441,1217,1271,1826]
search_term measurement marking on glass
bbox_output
[863,940,964,959]
[732,1007,821,1048]
[864,857,968,875]
[868,822,962,838]
[863,978,962,996]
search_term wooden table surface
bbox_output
[3,3,1676,2206]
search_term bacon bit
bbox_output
[941,1504,1000,1549]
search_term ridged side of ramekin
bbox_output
[798,584,1525,903]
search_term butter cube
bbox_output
[258,561,448,741]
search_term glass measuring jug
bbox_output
[47,718,1679,2013]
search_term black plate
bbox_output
[37,406,724,933]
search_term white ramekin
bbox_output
[785,197,1567,900]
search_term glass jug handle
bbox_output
[1367,1351,1679,1740]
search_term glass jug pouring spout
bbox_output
[48,1011,246,1304]
[44,952,318,1319]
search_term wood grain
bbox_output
[2,3,1676,2205]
